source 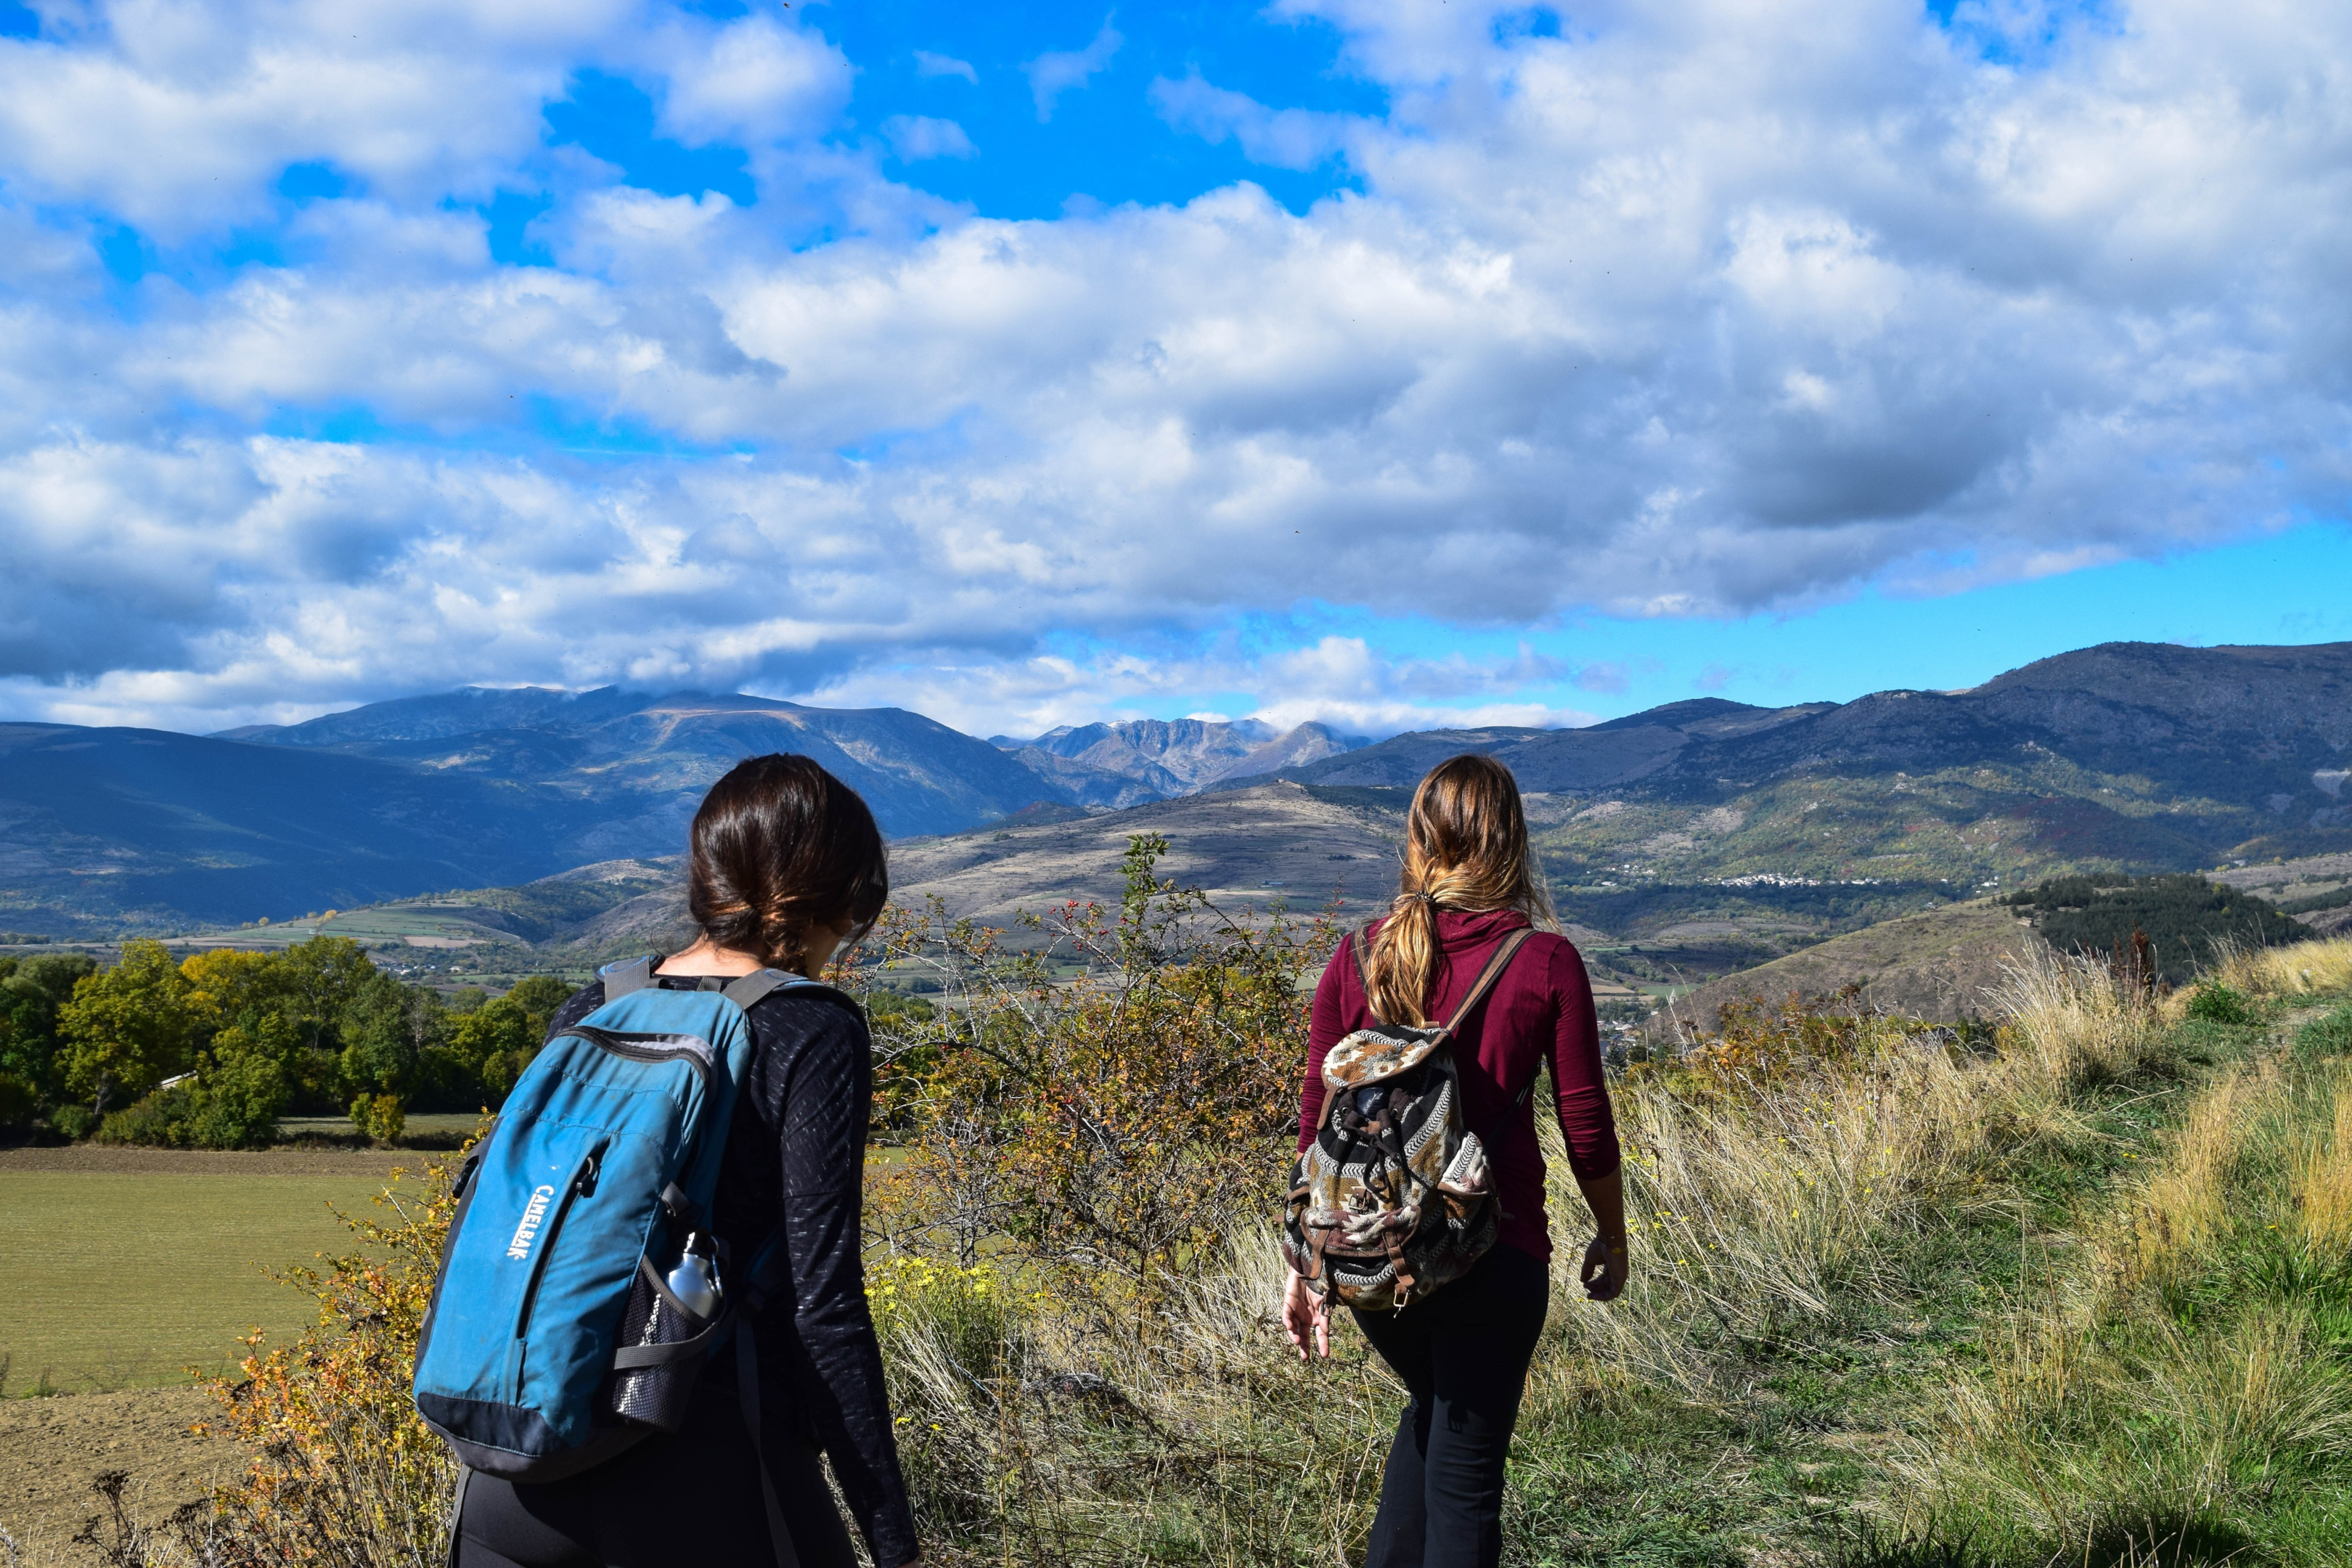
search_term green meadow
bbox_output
[0,1166,396,1395]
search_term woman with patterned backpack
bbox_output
[1281,752,1627,1568]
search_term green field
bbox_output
[275,1112,489,1143]
[0,1169,393,1393]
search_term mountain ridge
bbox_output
[4,640,2350,939]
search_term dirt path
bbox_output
[0,1145,437,1177]
[0,1387,245,1559]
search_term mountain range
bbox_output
[997,717,1363,807]
[0,640,2347,941]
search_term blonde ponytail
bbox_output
[1363,754,1551,1026]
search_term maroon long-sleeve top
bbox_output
[1298,907,1621,1263]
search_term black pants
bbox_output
[1351,1244,1551,1568]
[455,1381,857,1568]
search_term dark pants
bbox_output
[455,1381,857,1568]
[1351,1244,1551,1568]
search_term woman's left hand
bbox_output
[1580,1235,1628,1302]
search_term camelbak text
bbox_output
[506,1185,558,1259]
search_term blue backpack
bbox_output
[414,957,839,1563]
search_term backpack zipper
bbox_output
[510,1139,609,1402]
[552,1026,716,1099]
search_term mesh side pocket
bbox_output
[605,1264,704,1433]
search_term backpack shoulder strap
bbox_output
[721,968,797,1010]
[596,963,860,1014]
[599,954,656,999]
[1434,926,1535,1041]
[721,971,862,1015]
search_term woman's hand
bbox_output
[1580,1234,1628,1302]
[1283,1270,1331,1361]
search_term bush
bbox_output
[50,1101,95,1139]
[187,1148,464,1563]
[95,1085,198,1146]
[863,834,1326,1330]
[351,1092,406,1145]
[2184,983,2255,1026]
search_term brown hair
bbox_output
[1364,753,1553,1025]
[687,754,889,975]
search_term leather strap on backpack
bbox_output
[1437,928,1534,1040]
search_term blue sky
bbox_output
[0,0,2346,738]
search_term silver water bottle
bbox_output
[606,1233,722,1432]
[665,1243,722,1320]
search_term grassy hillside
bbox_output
[1649,897,2035,1028]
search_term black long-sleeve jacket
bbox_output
[546,973,919,1567]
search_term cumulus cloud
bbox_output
[0,0,629,234]
[645,11,850,148]
[2,0,2351,738]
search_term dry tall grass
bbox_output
[2120,1063,2269,1291]
[2214,935,2352,1000]
[51,921,2348,1567]
[1896,955,2352,1559]
[1923,1300,2352,1543]
[2292,1064,2352,1254]
[1551,946,2165,1398]
[870,1227,1400,1565]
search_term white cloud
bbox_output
[1149,72,1356,170]
[0,0,629,234]
[881,114,976,162]
[1024,17,1120,122]
[647,11,850,148]
[912,49,976,82]
[3,0,2352,738]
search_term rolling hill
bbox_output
[0,722,571,938]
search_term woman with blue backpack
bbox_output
[1281,752,1627,1568]
[439,754,920,1568]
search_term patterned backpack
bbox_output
[1283,927,1534,1311]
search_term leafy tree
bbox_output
[337,968,445,1103]
[58,940,203,1111]
[0,1070,34,1127]
[94,1011,301,1150]
[189,1011,301,1146]
[452,995,539,1103]
[272,937,380,1054]
[504,975,575,1039]
[181,948,293,1030]
[0,952,98,1104]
